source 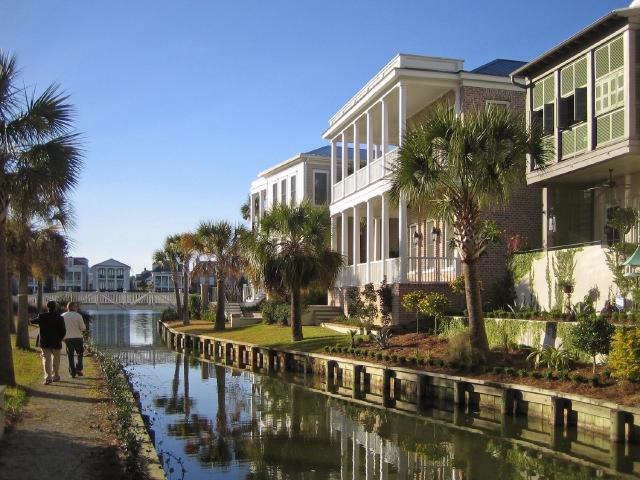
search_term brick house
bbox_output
[323,54,542,325]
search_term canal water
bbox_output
[89,310,638,480]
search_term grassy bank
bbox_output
[5,336,42,425]
[169,321,357,352]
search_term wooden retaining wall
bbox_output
[157,320,640,451]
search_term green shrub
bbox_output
[376,353,383,360]
[517,369,528,377]
[531,371,542,379]
[201,306,216,322]
[589,375,600,387]
[492,366,503,375]
[161,307,178,321]
[445,331,479,368]
[570,373,586,383]
[188,294,201,319]
[543,370,554,380]
[323,346,330,353]
[391,354,398,363]
[504,367,515,376]
[609,329,640,382]
[570,315,615,373]
[261,299,284,324]
[383,354,391,362]
[437,317,467,339]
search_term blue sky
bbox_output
[1,0,625,273]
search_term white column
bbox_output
[454,85,462,117]
[258,191,264,223]
[341,131,348,180]
[352,438,360,480]
[587,50,595,151]
[341,210,348,261]
[381,193,389,276]
[366,110,373,183]
[381,97,388,159]
[374,218,379,261]
[625,29,636,140]
[398,82,407,146]
[353,122,360,173]
[331,138,338,184]
[366,198,374,282]
[249,193,255,228]
[399,194,407,282]
[353,205,360,267]
[331,215,337,251]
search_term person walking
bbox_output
[62,302,86,378]
[31,300,66,385]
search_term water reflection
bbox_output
[91,312,635,479]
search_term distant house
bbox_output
[133,268,152,291]
[90,259,131,292]
[55,257,90,292]
[151,263,184,293]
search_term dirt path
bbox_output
[0,356,126,480]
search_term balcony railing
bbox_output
[407,257,460,283]
[331,149,398,202]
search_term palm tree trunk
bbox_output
[7,272,15,334]
[16,260,30,349]
[214,273,225,331]
[291,286,303,341]
[0,211,16,385]
[183,354,190,416]
[36,279,43,313]
[171,264,182,318]
[462,258,489,358]
[182,261,190,326]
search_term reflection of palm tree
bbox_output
[215,365,227,434]
[183,353,190,416]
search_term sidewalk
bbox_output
[0,356,126,480]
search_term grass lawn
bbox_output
[5,335,42,425]
[170,322,359,353]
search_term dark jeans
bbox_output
[65,338,84,375]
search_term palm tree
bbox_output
[243,201,343,341]
[196,221,246,331]
[0,52,81,381]
[390,104,550,357]
[177,233,197,326]
[153,234,183,318]
[30,226,68,314]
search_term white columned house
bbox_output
[323,54,538,324]
[90,259,131,292]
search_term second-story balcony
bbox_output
[332,149,398,202]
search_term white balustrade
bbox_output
[369,260,383,283]
[385,258,401,283]
[344,174,355,196]
[406,256,461,283]
[356,263,368,284]
[356,168,367,189]
[333,181,344,201]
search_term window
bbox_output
[486,100,509,110]
[281,179,287,204]
[313,171,328,205]
[532,74,555,136]
[290,175,296,205]
[272,183,277,206]
[253,194,260,218]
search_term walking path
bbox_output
[0,357,126,480]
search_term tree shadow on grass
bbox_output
[271,336,350,353]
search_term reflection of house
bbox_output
[151,263,184,292]
[55,257,90,292]
[513,3,640,309]
[249,147,334,229]
[90,258,131,292]
[324,53,542,323]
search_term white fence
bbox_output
[23,291,177,307]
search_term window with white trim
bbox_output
[313,171,328,205]
[280,179,287,204]
[290,175,297,205]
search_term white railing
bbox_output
[370,260,383,284]
[407,257,461,283]
[330,149,399,203]
[385,258,401,283]
[356,263,368,283]
[24,291,177,307]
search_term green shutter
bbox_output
[611,109,625,140]
[543,75,555,103]
[595,44,610,79]
[575,124,588,151]
[562,129,575,157]
[574,57,588,88]
[597,114,611,145]
[610,36,624,71]
[533,82,543,110]
[561,65,574,97]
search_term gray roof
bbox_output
[471,59,527,77]
[304,145,368,160]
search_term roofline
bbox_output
[257,151,330,178]
[512,7,637,78]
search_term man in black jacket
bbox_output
[31,301,66,384]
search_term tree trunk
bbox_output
[290,286,303,341]
[214,274,225,331]
[462,259,489,358]
[36,279,43,313]
[183,354,190,416]
[16,261,30,349]
[200,283,209,311]
[7,272,15,334]
[171,264,181,318]
[215,365,226,434]
[593,356,597,375]
[182,261,189,326]
[0,211,16,385]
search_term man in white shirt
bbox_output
[62,302,86,378]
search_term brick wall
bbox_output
[460,86,524,114]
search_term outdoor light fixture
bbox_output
[431,226,441,244]
[413,230,422,246]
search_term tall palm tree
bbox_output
[0,51,81,383]
[31,227,68,312]
[196,221,246,331]
[390,104,550,357]
[153,234,183,318]
[243,201,343,341]
[177,233,197,326]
